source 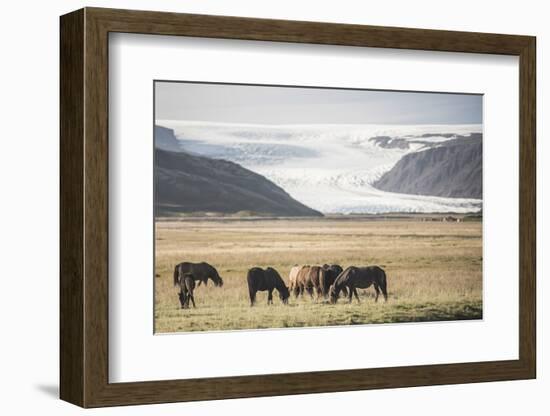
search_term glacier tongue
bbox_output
[158,120,482,214]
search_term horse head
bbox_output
[279,285,290,304]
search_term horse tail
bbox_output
[173,264,180,287]
[247,269,256,306]
[246,269,254,288]
[380,268,388,300]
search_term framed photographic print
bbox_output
[60,7,536,408]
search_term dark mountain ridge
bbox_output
[155,125,322,217]
[373,136,482,199]
[155,125,184,152]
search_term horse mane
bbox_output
[214,266,223,286]
[267,267,286,290]
[334,267,354,289]
[210,264,220,279]
[266,267,280,280]
[205,263,223,286]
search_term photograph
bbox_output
[153,81,483,333]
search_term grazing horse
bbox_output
[176,272,196,309]
[247,267,290,306]
[173,262,224,288]
[307,266,327,299]
[294,265,312,298]
[295,266,330,300]
[329,266,388,304]
[321,264,347,298]
[289,265,308,297]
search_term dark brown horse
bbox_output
[329,266,388,304]
[173,262,223,288]
[176,272,196,309]
[307,266,326,299]
[247,267,290,306]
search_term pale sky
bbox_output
[155,81,482,125]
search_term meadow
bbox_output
[154,217,482,333]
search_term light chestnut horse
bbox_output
[294,265,311,298]
[288,265,303,295]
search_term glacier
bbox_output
[156,120,483,214]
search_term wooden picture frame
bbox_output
[60,7,536,408]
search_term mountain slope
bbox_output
[372,136,482,199]
[155,125,183,152]
[154,127,322,217]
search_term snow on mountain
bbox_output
[156,120,482,214]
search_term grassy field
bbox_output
[154,217,482,333]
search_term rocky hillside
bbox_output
[154,126,322,217]
[373,136,482,199]
[155,125,184,152]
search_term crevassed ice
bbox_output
[157,120,482,214]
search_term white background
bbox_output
[110,34,519,382]
[0,0,546,414]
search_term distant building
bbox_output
[443,216,461,222]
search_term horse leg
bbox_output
[190,292,196,308]
[182,290,188,309]
[249,288,256,307]
[353,288,360,303]
[178,290,185,308]
[374,285,380,303]
[197,280,202,287]
[268,289,273,305]
[348,286,354,303]
[315,285,323,301]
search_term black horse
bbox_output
[247,267,290,306]
[321,264,347,298]
[329,266,388,304]
[173,262,224,288]
[176,272,196,309]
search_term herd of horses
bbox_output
[173,261,388,309]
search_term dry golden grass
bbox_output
[154,218,482,333]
